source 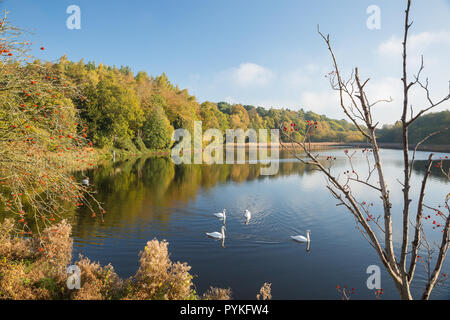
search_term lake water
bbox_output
[71,147,450,300]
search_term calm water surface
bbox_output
[71,148,450,299]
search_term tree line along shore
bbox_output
[6,55,448,160]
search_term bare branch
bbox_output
[407,154,433,282]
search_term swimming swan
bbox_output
[244,210,251,224]
[206,226,226,240]
[291,230,311,243]
[214,209,226,224]
[214,209,226,219]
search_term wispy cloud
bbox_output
[221,63,275,88]
[300,90,339,115]
[281,64,320,89]
[378,31,450,57]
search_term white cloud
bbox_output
[299,76,449,126]
[364,77,403,123]
[378,31,450,57]
[364,77,402,104]
[225,62,275,87]
[375,30,450,124]
[223,96,237,104]
[377,35,401,57]
[298,77,402,123]
[283,69,309,88]
[305,63,319,73]
[282,64,320,88]
[251,98,302,109]
[300,90,340,115]
[206,57,447,126]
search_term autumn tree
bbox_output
[246,106,264,130]
[153,73,199,132]
[85,73,143,148]
[378,110,449,145]
[229,104,250,130]
[142,97,173,150]
[200,101,220,130]
[0,12,103,235]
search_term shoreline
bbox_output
[224,142,450,153]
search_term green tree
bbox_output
[200,101,220,130]
[0,15,102,231]
[142,104,174,150]
[86,74,142,147]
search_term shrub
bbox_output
[127,239,196,300]
[71,257,122,300]
[202,287,232,300]
[114,136,138,152]
[256,282,272,300]
[38,220,73,276]
[0,219,70,299]
[133,136,149,152]
[0,219,235,300]
[0,219,35,260]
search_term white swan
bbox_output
[206,226,226,240]
[291,230,311,243]
[214,209,226,222]
[244,210,251,224]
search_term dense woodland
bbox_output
[53,58,450,150]
[4,53,449,157]
[7,51,448,153]
[27,57,371,152]
[377,110,449,145]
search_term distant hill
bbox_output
[14,57,447,151]
[377,110,449,145]
[50,57,366,149]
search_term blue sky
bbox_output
[3,0,450,124]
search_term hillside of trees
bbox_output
[5,53,447,153]
[377,110,449,145]
[27,56,367,152]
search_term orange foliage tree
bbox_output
[0,12,103,237]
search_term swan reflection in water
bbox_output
[206,225,226,248]
[214,209,226,225]
[291,230,311,253]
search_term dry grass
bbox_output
[125,239,196,300]
[0,219,35,260]
[202,286,232,300]
[0,219,238,300]
[256,282,272,300]
[71,257,122,300]
[0,219,71,299]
